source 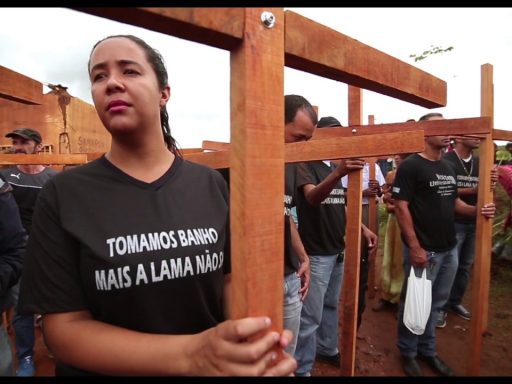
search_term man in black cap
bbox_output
[5,128,42,145]
[1,128,57,376]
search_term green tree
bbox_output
[409,45,454,62]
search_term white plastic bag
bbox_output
[403,267,432,335]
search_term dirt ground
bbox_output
[311,254,512,377]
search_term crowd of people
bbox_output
[0,34,502,377]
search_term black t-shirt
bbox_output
[443,150,479,224]
[0,174,26,312]
[295,161,346,255]
[19,156,230,375]
[284,164,300,275]
[0,166,58,234]
[218,166,300,276]
[392,153,457,252]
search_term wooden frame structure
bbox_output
[1,8,506,376]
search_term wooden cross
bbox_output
[69,8,440,376]
[1,7,502,376]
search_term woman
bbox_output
[18,35,295,376]
[374,153,409,311]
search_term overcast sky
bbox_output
[1,7,511,147]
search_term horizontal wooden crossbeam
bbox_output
[284,11,446,108]
[493,129,512,142]
[74,7,446,109]
[0,153,87,165]
[286,130,423,162]
[192,131,424,169]
[184,150,230,169]
[202,140,230,151]
[0,65,43,105]
[312,117,492,139]
[73,8,244,50]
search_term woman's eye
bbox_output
[92,73,105,82]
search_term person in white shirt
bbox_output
[341,162,385,328]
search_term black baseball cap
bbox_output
[317,116,342,128]
[5,128,42,144]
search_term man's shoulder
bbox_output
[0,166,16,176]
[44,167,59,176]
[0,173,13,194]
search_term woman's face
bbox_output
[88,37,169,138]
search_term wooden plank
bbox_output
[184,150,229,169]
[229,7,285,342]
[0,153,87,165]
[341,171,362,377]
[311,117,492,140]
[340,85,363,376]
[202,140,230,151]
[73,8,244,50]
[479,65,494,341]
[0,65,43,105]
[180,147,204,154]
[284,11,446,109]
[74,8,450,110]
[189,132,424,170]
[493,129,512,142]
[286,131,424,163]
[76,9,446,110]
[468,64,495,376]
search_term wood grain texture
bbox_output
[0,65,43,105]
[468,63,495,376]
[0,153,87,165]
[492,129,512,141]
[312,117,492,140]
[74,8,244,50]
[184,150,229,169]
[286,131,424,162]
[188,132,424,169]
[340,86,363,376]
[285,11,446,108]
[202,140,230,151]
[229,9,285,333]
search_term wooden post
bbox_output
[229,8,285,339]
[340,85,363,376]
[468,63,495,376]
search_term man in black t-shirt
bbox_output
[439,138,497,326]
[1,128,57,376]
[282,95,317,355]
[393,113,496,377]
[0,174,26,376]
[293,116,376,376]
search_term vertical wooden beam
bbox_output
[366,114,377,300]
[468,63,494,376]
[340,85,363,376]
[229,8,285,337]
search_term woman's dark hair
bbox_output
[88,35,181,156]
